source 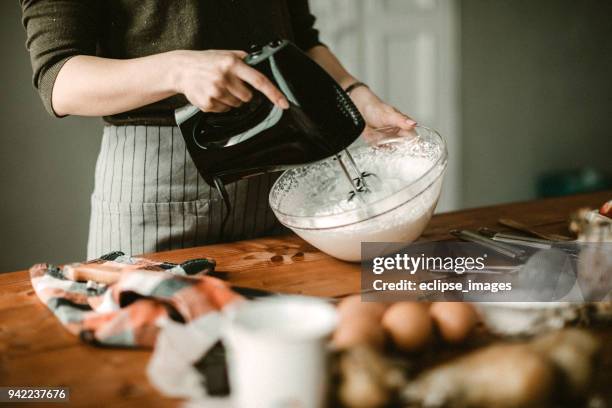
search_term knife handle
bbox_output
[498,218,572,241]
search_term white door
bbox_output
[310,0,460,211]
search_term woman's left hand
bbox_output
[348,85,417,143]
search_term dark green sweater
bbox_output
[21,0,322,125]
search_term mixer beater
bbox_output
[335,149,376,202]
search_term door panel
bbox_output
[383,0,437,13]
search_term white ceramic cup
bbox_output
[223,296,338,408]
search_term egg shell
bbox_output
[333,315,386,349]
[337,295,388,322]
[382,302,432,351]
[430,302,478,343]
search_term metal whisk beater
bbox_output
[335,149,377,202]
[334,125,423,202]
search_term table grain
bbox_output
[1,191,610,407]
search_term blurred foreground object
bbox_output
[571,206,612,309]
[600,200,612,218]
[402,329,600,408]
[337,346,407,408]
[332,297,479,351]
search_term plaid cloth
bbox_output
[29,252,243,347]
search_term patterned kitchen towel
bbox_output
[29,252,243,347]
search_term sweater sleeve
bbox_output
[287,0,324,51]
[20,0,99,117]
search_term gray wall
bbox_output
[461,0,612,207]
[0,2,101,272]
[1,1,611,271]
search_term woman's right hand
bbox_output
[170,50,289,113]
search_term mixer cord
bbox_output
[213,176,232,242]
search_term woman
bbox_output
[21,0,416,259]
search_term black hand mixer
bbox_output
[175,40,373,236]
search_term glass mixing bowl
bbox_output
[269,126,448,261]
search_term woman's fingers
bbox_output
[362,126,387,145]
[226,76,254,103]
[210,100,231,112]
[229,50,249,59]
[215,91,243,108]
[199,99,232,113]
[385,108,417,130]
[177,49,283,113]
[232,63,289,109]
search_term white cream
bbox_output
[294,178,442,261]
[271,139,445,261]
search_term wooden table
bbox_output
[1,191,610,407]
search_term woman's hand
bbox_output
[305,46,416,142]
[171,50,289,113]
[348,85,417,144]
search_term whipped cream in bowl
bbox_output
[269,126,448,261]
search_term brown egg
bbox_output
[337,295,387,322]
[382,302,432,351]
[333,316,386,349]
[430,302,478,343]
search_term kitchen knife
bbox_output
[450,229,527,260]
[478,227,580,258]
[478,227,553,249]
[498,218,573,241]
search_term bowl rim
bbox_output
[269,125,448,230]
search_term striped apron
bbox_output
[87,125,282,259]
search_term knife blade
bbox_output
[450,229,527,260]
